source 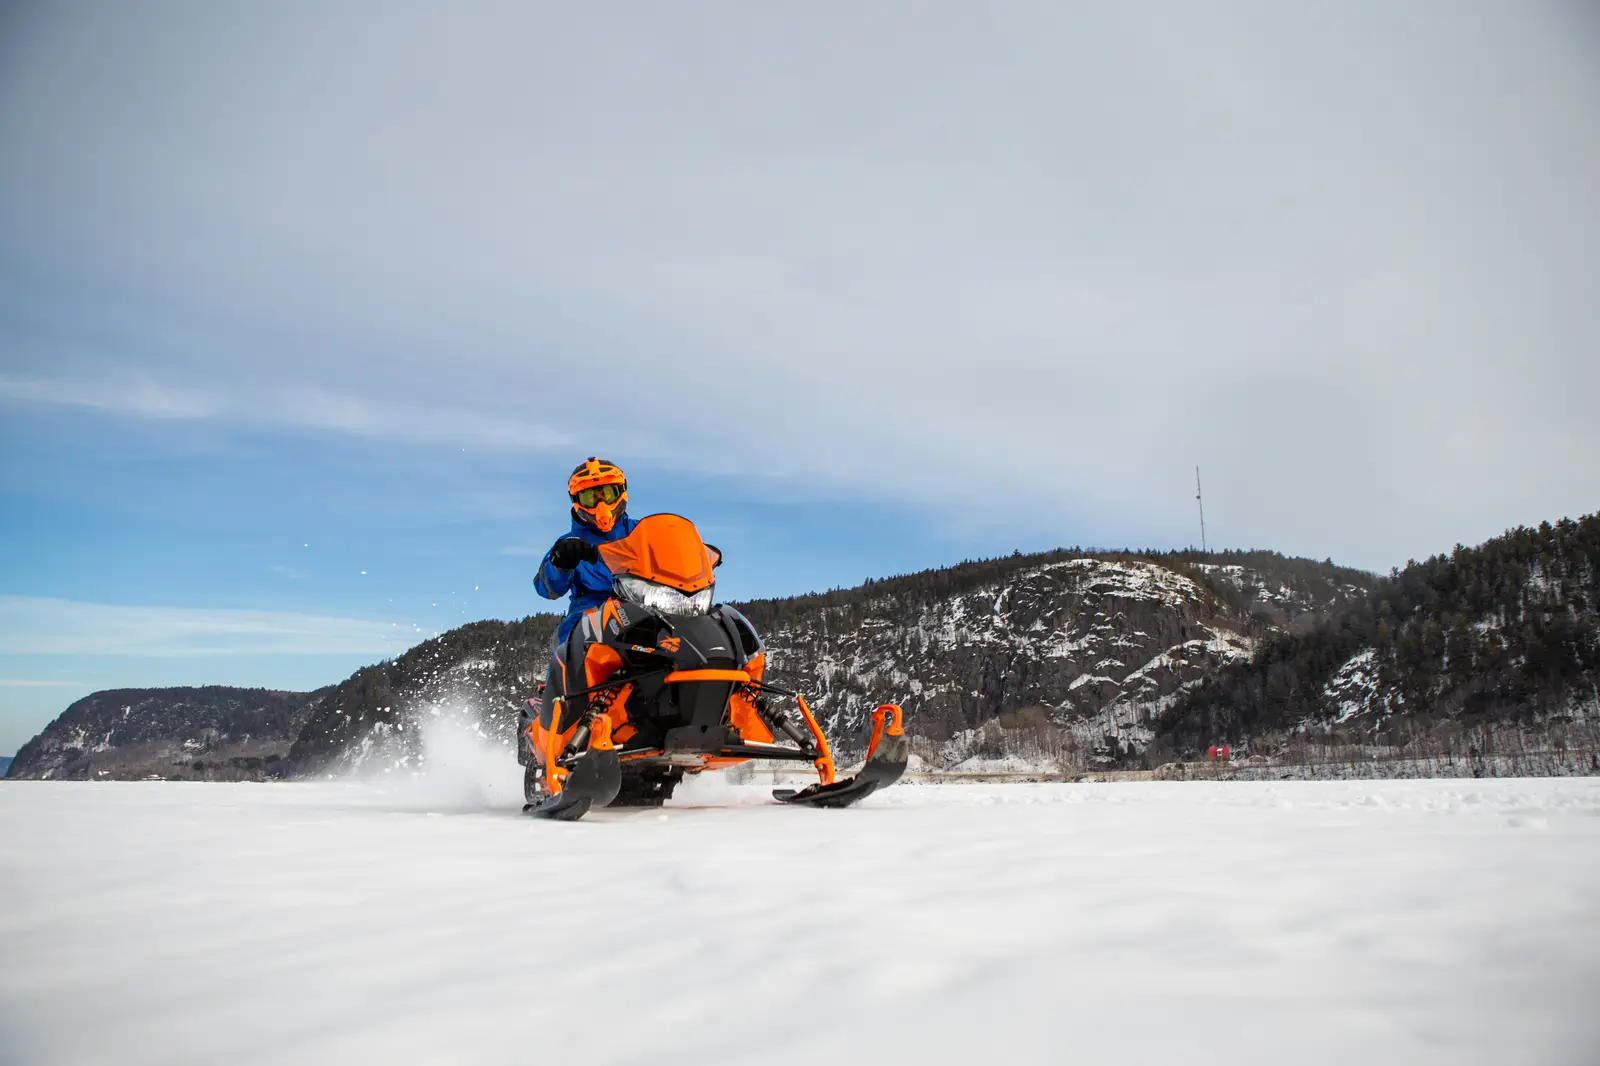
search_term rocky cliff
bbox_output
[7,686,324,780]
[745,553,1368,769]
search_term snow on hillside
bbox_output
[1194,561,1368,614]
[759,557,1266,767]
[2,763,1596,1064]
[1322,648,1391,724]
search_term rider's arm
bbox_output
[533,543,575,600]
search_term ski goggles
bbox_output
[572,483,625,508]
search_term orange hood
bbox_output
[595,514,720,593]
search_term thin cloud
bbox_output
[0,596,413,657]
[0,376,570,453]
[0,376,216,419]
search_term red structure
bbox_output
[1207,745,1231,760]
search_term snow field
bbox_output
[2,767,1598,1065]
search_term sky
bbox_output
[2,1,1597,752]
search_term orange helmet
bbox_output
[567,456,627,533]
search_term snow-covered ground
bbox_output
[3,766,1598,1065]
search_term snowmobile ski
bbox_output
[774,704,907,808]
[524,712,622,820]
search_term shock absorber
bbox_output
[757,695,818,755]
[566,720,592,758]
[562,683,624,762]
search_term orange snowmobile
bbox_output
[517,513,907,820]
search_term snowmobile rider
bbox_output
[534,457,637,645]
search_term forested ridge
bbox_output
[1158,514,1600,756]
[738,545,1371,633]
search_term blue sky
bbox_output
[2,1,1598,753]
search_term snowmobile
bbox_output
[517,513,907,821]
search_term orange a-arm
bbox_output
[792,694,837,786]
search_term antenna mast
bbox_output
[1195,466,1207,554]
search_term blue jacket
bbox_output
[535,512,638,643]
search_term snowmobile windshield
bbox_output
[595,513,719,593]
[614,574,714,617]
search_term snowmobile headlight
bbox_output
[615,575,714,617]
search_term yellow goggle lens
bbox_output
[574,483,624,508]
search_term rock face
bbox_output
[746,556,1367,769]
[6,687,323,780]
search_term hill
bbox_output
[6,686,325,781]
[1155,514,1600,775]
[739,549,1370,769]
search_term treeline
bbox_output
[1157,514,1600,756]
[738,548,1086,632]
[1167,550,1374,627]
[738,544,1369,634]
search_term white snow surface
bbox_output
[3,745,1599,1065]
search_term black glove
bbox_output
[549,536,600,571]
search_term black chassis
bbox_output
[553,600,822,769]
